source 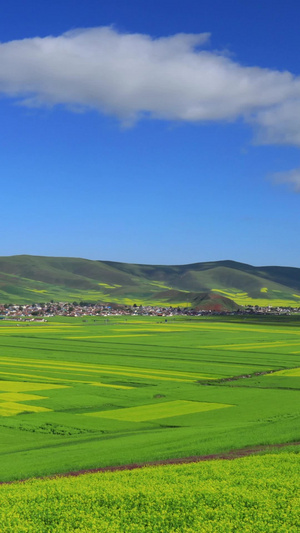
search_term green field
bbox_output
[0,451,298,532]
[0,315,299,482]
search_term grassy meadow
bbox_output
[0,315,299,482]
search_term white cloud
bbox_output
[271,168,300,192]
[253,100,300,146]
[0,26,300,143]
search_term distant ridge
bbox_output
[0,255,299,308]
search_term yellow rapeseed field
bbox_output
[0,453,299,532]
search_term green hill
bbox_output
[0,255,299,307]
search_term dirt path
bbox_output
[2,440,298,485]
[62,440,300,477]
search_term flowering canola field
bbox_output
[0,452,299,532]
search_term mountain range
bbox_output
[0,255,299,309]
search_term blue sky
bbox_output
[1,0,300,266]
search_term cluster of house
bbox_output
[0,301,204,319]
[0,301,298,320]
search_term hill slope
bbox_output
[0,255,299,307]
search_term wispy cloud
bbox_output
[1,26,300,143]
[270,168,300,192]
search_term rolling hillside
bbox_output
[0,255,299,307]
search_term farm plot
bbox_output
[1,452,299,533]
[88,399,233,422]
[0,315,299,481]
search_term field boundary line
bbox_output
[1,441,299,485]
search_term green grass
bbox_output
[0,452,299,532]
[0,315,299,481]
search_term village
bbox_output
[0,301,298,320]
